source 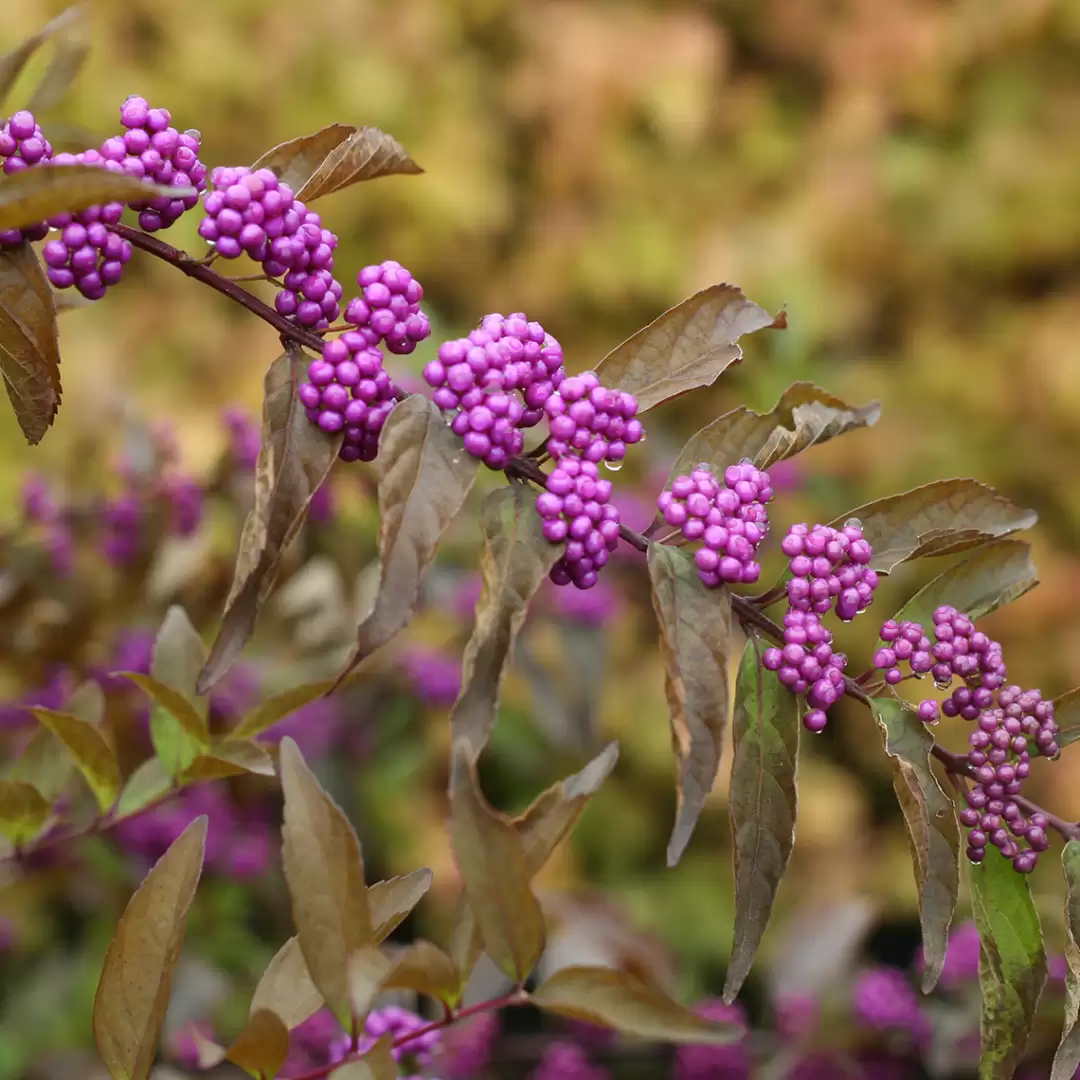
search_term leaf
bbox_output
[724,639,800,1003]
[198,347,341,693]
[447,743,545,985]
[92,816,207,1080]
[296,127,423,202]
[872,698,960,993]
[29,707,121,812]
[450,485,559,760]
[1055,689,1080,749]
[836,480,1038,575]
[280,737,372,1026]
[368,868,434,943]
[0,240,61,445]
[592,284,777,413]
[0,779,50,844]
[1053,841,1080,1080]
[531,966,742,1045]
[329,1038,396,1080]
[382,940,461,1007]
[970,850,1047,1080]
[225,1009,290,1080]
[114,757,173,820]
[252,124,359,195]
[647,544,740,866]
[181,742,275,781]
[0,166,194,233]
[26,4,90,114]
[665,382,880,488]
[0,6,83,110]
[250,937,324,1030]
[893,540,1039,630]
[347,947,393,1021]
[227,678,341,742]
[334,395,478,684]
[119,675,209,777]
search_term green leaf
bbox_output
[531,966,742,1044]
[225,1009,290,1080]
[1055,689,1080,749]
[666,382,879,489]
[199,347,341,693]
[119,674,209,777]
[251,124,359,194]
[0,240,61,445]
[368,868,434,943]
[227,678,341,742]
[280,737,372,1027]
[249,937,324,1030]
[181,742,275,781]
[334,395,478,684]
[92,816,207,1080]
[0,165,194,234]
[1053,841,1080,1080]
[0,779,50,844]
[25,3,89,114]
[329,1038,396,1080]
[592,283,777,413]
[29,707,120,812]
[647,544,740,866]
[447,743,545,985]
[381,939,461,1008]
[450,485,559,761]
[970,850,1047,1079]
[724,640,800,1002]
[893,540,1038,629]
[114,757,173,820]
[836,480,1037,575]
[0,6,83,110]
[872,698,960,993]
[296,127,423,202]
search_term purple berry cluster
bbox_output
[656,461,772,586]
[340,1006,441,1075]
[875,606,1059,872]
[298,333,397,461]
[42,220,132,300]
[344,261,431,355]
[543,371,643,464]
[199,166,342,329]
[779,520,878,621]
[0,111,52,245]
[762,611,848,733]
[424,313,565,470]
[536,457,621,590]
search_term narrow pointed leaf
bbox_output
[280,737,372,1026]
[250,937,324,1030]
[1054,841,1080,1080]
[0,240,61,445]
[30,707,120,812]
[1054,689,1080,749]
[0,6,84,109]
[252,124,359,194]
[872,698,960,993]
[0,166,194,233]
[296,127,423,202]
[451,484,559,760]
[26,4,89,114]
[182,742,275,781]
[0,779,50,844]
[199,347,341,692]
[335,395,478,684]
[329,1038,395,1080]
[724,641,800,1002]
[893,540,1038,630]
[382,940,461,1007]
[593,284,776,413]
[666,383,879,488]
[531,966,742,1044]
[227,678,341,742]
[648,544,740,866]
[368,868,434,943]
[115,757,173,820]
[225,1009,290,1080]
[92,816,208,1080]
[448,743,545,984]
[118,674,209,776]
[970,850,1047,1080]
[836,480,1037,575]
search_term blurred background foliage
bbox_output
[2,0,1080,1076]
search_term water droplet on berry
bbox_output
[603,459,623,472]
[844,517,863,530]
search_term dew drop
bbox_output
[603,458,623,472]
[844,517,863,530]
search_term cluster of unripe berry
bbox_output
[874,606,1059,872]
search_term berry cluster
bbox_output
[199,166,342,329]
[536,457,621,590]
[762,611,848,732]
[779,521,878,621]
[874,606,1059,872]
[424,313,564,470]
[543,371,643,464]
[42,220,132,300]
[0,111,53,245]
[656,461,772,586]
[344,261,431,355]
[298,333,397,461]
[323,1006,441,1076]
